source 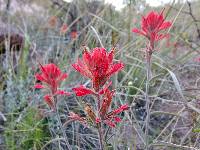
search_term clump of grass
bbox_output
[4,107,50,150]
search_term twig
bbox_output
[54,96,72,150]
[90,26,104,47]
[150,141,199,150]
[167,1,185,33]
[55,109,72,150]
[186,0,200,39]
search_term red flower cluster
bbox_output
[71,47,128,128]
[72,85,95,96]
[96,88,129,127]
[72,47,124,91]
[132,10,171,50]
[34,63,70,110]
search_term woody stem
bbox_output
[54,97,72,150]
[145,51,151,150]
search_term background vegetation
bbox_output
[0,0,200,149]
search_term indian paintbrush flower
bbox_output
[72,47,124,91]
[34,63,70,110]
[132,9,172,149]
[132,9,171,52]
[34,63,72,149]
[71,47,128,128]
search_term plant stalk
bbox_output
[97,94,104,150]
[55,104,72,150]
[145,51,151,150]
[98,124,104,150]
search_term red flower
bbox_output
[107,104,129,117]
[71,46,128,129]
[95,115,123,128]
[55,90,71,96]
[95,117,120,128]
[69,88,129,128]
[98,89,129,128]
[99,89,114,119]
[68,112,87,125]
[60,23,68,34]
[35,63,68,94]
[34,84,45,89]
[132,10,171,49]
[72,85,95,96]
[44,95,55,110]
[72,47,124,91]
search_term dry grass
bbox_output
[0,0,200,149]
